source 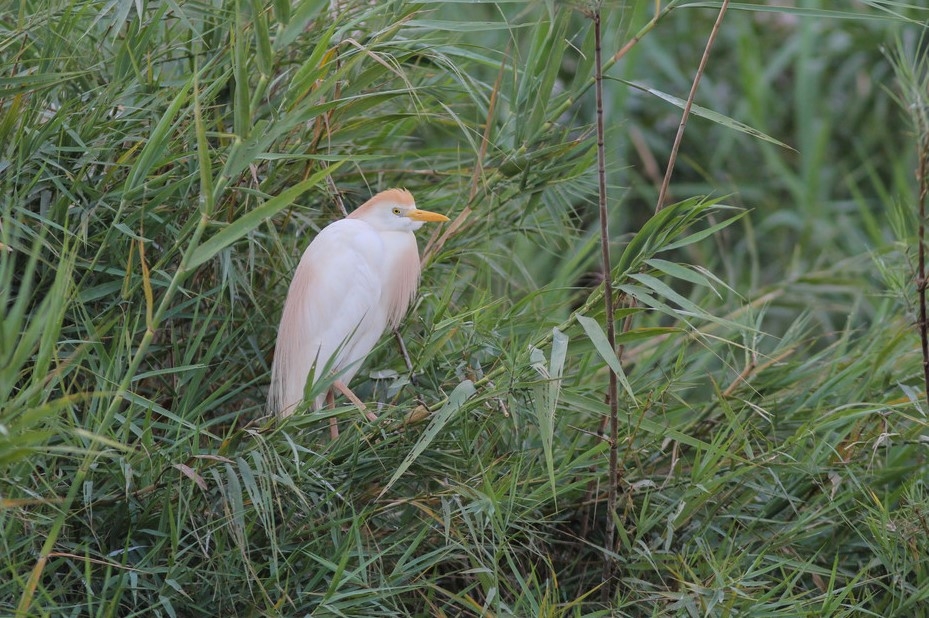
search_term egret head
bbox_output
[349,188,449,232]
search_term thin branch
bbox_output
[917,131,929,410]
[610,0,678,65]
[656,0,730,212]
[592,3,621,601]
[393,327,414,376]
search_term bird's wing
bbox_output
[269,219,390,415]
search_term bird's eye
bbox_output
[392,207,401,215]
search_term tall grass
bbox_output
[1,0,928,616]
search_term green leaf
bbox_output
[275,0,329,50]
[380,380,476,497]
[404,20,534,32]
[614,326,681,345]
[124,74,195,195]
[614,198,700,276]
[232,10,252,140]
[646,258,739,298]
[661,210,746,252]
[187,161,343,269]
[646,258,716,290]
[576,315,636,404]
[615,78,795,150]
[629,273,711,319]
[530,327,568,504]
[680,2,914,24]
[251,0,273,77]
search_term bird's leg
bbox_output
[333,380,379,423]
[327,390,339,440]
[392,328,419,387]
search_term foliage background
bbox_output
[2,0,929,616]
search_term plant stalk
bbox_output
[656,0,729,211]
[592,3,620,601]
[917,132,929,410]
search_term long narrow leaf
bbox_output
[616,78,794,150]
[577,315,637,404]
[188,162,344,269]
[380,380,476,497]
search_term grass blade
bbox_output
[380,380,476,497]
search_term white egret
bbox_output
[268,188,449,437]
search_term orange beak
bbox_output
[406,208,449,222]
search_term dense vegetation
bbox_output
[2,1,929,615]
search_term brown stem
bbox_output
[656,0,730,212]
[592,4,620,601]
[393,327,414,376]
[917,133,929,410]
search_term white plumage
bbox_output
[268,189,448,433]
